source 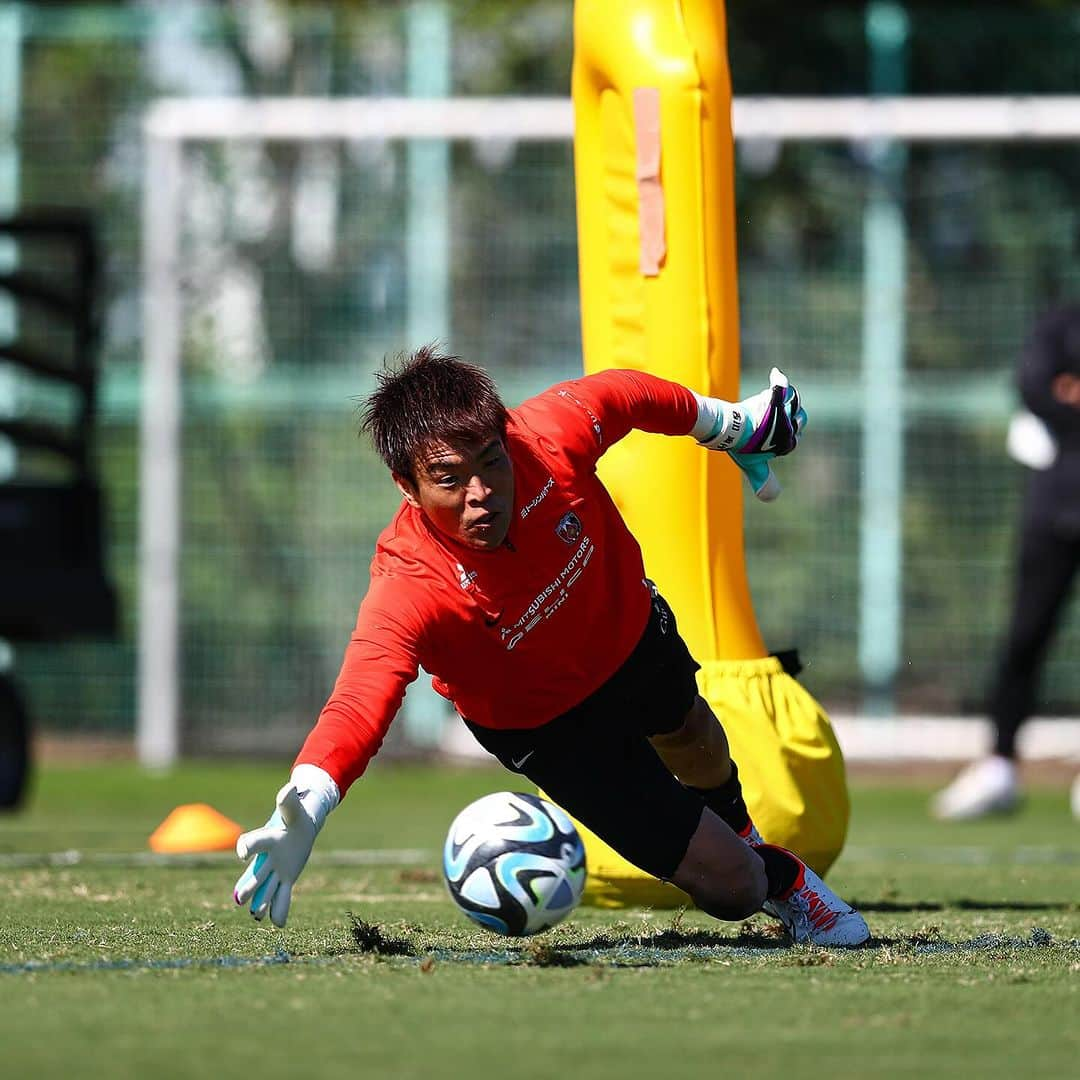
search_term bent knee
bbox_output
[675,852,767,922]
[693,869,767,921]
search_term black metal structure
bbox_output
[0,210,116,807]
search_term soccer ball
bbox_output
[442,791,587,936]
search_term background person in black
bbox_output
[933,302,1080,820]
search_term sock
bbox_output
[691,761,753,837]
[755,843,802,899]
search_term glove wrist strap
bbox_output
[690,391,748,451]
[289,763,340,831]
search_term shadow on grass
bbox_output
[342,912,1076,971]
[344,915,801,967]
[442,924,886,966]
[557,925,790,953]
[855,899,1072,913]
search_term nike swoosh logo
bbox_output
[484,612,503,627]
[511,750,535,769]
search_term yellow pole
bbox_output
[568,1,848,905]
[573,0,763,662]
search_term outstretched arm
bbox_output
[531,367,806,501]
[233,585,421,927]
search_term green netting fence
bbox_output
[2,4,1079,754]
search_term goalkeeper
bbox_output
[234,346,869,946]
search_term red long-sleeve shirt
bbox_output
[296,369,698,794]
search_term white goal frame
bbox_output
[139,95,1080,768]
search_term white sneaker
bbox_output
[931,756,1020,821]
[760,849,870,946]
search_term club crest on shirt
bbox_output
[555,511,582,544]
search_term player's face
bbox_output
[395,434,515,551]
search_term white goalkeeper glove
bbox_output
[233,764,339,928]
[691,367,807,501]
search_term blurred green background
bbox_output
[3,1,1080,753]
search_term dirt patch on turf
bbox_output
[34,735,134,763]
[848,759,1079,785]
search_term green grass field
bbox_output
[1,760,1077,1079]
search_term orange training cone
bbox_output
[149,803,244,853]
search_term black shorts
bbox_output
[464,588,705,880]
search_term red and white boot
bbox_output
[759,846,870,946]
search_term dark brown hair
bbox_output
[360,344,510,480]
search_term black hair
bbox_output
[360,344,510,480]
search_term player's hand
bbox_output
[692,367,807,501]
[233,764,339,928]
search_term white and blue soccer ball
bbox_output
[442,791,587,936]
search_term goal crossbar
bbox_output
[145,95,1080,143]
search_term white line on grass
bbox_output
[0,849,433,869]
[3,845,1078,870]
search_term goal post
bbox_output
[139,95,1080,768]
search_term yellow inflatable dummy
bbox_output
[566,0,848,907]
